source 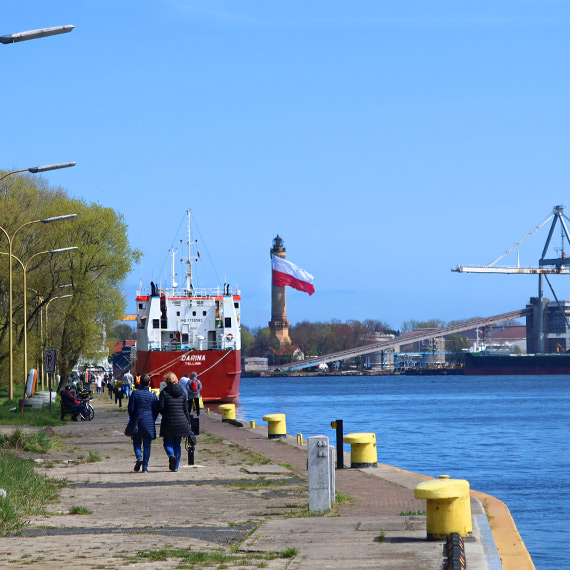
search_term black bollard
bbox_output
[187,440,195,465]
[334,419,344,470]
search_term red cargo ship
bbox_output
[132,211,241,402]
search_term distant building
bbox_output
[244,357,268,372]
[526,297,570,353]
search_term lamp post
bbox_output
[0,26,74,45]
[44,294,73,354]
[1,162,76,195]
[0,214,77,399]
[19,248,78,379]
[36,285,73,390]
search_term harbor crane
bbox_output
[452,205,570,353]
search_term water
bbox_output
[235,374,570,570]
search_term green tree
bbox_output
[0,172,140,388]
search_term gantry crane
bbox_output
[452,205,570,353]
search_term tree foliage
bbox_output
[242,319,394,358]
[0,172,140,388]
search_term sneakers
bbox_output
[142,467,148,473]
[168,456,177,471]
[134,459,142,472]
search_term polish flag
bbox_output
[272,255,315,296]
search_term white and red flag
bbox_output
[272,254,315,296]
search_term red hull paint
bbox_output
[135,349,241,403]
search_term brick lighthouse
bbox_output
[269,235,292,346]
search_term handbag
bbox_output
[124,416,139,437]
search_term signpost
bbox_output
[45,349,56,412]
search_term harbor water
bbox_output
[236,374,570,570]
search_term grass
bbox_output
[86,450,102,463]
[399,510,426,516]
[0,386,65,426]
[334,492,354,505]
[69,506,92,515]
[0,428,54,453]
[0,450,65,533]
[130,547,298,568]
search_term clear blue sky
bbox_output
[4,2,570,330]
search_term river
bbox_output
[235,374,570,570]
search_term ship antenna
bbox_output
[170,248,178,293]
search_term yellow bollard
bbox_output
[262,413,286,439]
[207,407,211,416]
[414,476,472,540]
[343,433,377,468]
[219,404,236,421]
[250,420,256,429]
[296,433,304,446]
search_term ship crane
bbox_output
[452,205,570,352]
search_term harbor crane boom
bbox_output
[452,205,570,352]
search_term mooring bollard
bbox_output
[296,433,304,446]
[343,432,377,468]
[308,435,332,512]
[249,420,256,429]
[219,404,236,421]
[262,413,286,439]
[414,476,472,540]
[331,419,344,469]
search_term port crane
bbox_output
[452,205,570,353]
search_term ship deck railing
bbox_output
[145,341,237,351]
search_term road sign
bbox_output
[45,349,56,374]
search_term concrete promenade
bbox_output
[0,393,535,569]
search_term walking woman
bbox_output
[159,371,193,472]
[127,374,159,473]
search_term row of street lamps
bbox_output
[2,23,77,399]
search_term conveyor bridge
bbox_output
[273,308,530,372]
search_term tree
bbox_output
[108,324,136,342]
[401,318,446,332]
[0,172,140,387]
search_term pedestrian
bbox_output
[178,373,190,397]
[108,376,115,400]
[127,374,159,473]
[114,381,124,408]
[96,374,102,394]
[60,386,87,421]
[123,370,133,398]
[187,371,202,416]
[158,371,194,472]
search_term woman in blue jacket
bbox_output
[127,374,159,473]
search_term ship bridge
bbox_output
[273,308,530,372]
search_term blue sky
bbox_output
[4,1,570,330]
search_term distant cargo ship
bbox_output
[464,352,570,375]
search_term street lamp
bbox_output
[36,285,73,390]
[44,294,73,355]
[0,214,77,399]
[1,162,76,195]
[1,247,77,391]
[0,26,74,45]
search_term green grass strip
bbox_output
[0,450,63,533]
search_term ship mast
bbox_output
[180,209,198,295]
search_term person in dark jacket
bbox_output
[159,371,193,472]
[128,375,159,473]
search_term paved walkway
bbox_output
[0,393,534,569]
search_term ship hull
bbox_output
[134,349,241,402]
[464,353,570,375]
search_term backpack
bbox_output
[190,380,198,391]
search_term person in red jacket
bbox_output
[60,386,87,421]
